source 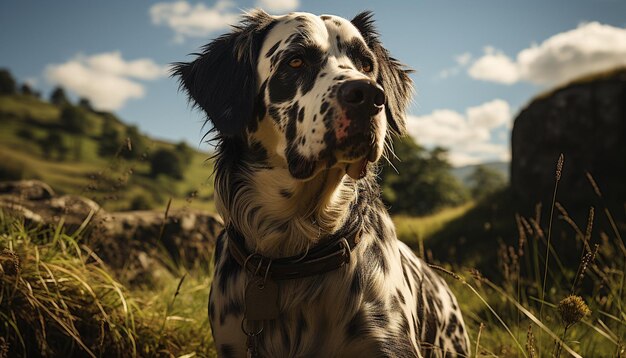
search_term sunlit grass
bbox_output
[0,212,216,357]
[393,202,475,249]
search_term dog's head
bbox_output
[174,10,412,180]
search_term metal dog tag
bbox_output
[244,277,279,321]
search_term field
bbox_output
[2,178,624,356]
[1,94,624,356]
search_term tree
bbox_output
[150,148,184,179]
[467,165,507,200]
[20,83,33,96]
[175,141,194,165]
[0,68,16,95]
[379,136,469,215]
[78,97,94,111]
[50,86,69,106]
[98,118,122,157]
[60,105,87,134]
[38,131,68,161]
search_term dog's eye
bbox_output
[289,57,304,69]
[362,60,373,73]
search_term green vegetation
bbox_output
[467,164,507,200]
[0,77,214,212]
[1,68,623,356]
[380,136,469,215]
[394,161,625,356]
[0,212,216,357]
[0,69,16,95]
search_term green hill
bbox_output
[451,161,509,186]
[0,93,215,212]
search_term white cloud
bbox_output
[438,52,473,79]
[150,0,240,42]
[45,52,167,110]
[407,99,512,166]
[86,52,167,80]
[468,22,626,86]
[256,0,299,13]
[455,52,472,66]
[467,98,512,129]
[468,46,520,84]
[150,0,300,41]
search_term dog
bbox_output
[174,10,470,357]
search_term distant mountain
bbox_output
[451,161,509,186]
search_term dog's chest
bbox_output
[209,232,421,357]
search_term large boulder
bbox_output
[511,68,626,218]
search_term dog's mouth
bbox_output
[344,145,380,180]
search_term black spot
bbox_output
[453,336,466,353]
[346,309,367,339]
[333,19,342,27]
[333,75,346,80]
[320,15,331,20]
[268,105,281,123]
[247,141,269,164]
[396,288,406,305]
[280,189,292,199]
[219,298,243,325]
[217,247,241,294]
[350,266,363,295]
[338,65,350,70]
[294,312,308,348]
[298,106,305,122]
[320,101,329,114]
[286,146,316,179]
[343,37,375,75]
[367,240,389,274]
[266,41,281,58]
[319,72,326,78]
[220,344,236,358]
[214,231,225,264]
[446,314,459,336]
[371,308,389,328]
[285,103,299,144]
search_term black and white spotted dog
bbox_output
[175,10,470,357]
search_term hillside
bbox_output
[0,93,215,212]
[451,161,509,186]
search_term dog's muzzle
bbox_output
[337,80,386,180]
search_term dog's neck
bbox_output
[213,138,368,258]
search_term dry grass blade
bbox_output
[540,153,564,321]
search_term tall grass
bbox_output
[438,158,626,357]
[0,212,216,357]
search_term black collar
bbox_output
[227,217,363,281]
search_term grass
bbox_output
[393,202,475,254]
[0,211,216,357]
[426,165,626,356]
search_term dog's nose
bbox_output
[338,80,385,111]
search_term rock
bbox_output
[511,68,626,218]
[0,180,223,283]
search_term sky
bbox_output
[1,0,626,167]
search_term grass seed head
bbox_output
[558,295,591,327]
[0,248,20,276]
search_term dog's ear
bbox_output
[352,11,413,136]
[172,10,275,138]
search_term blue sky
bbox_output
[2,0,626,166]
